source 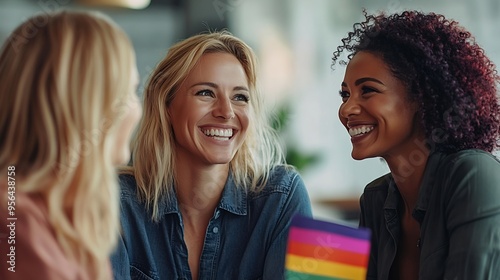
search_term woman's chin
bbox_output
[351,150,371,161]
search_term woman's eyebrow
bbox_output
[341,77,384,87]
[355,77,385,86]
[189,82,218,89]
[190,82,249,92]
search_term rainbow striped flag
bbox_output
[285,215,371,280]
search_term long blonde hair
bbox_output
[0,10,135,279]
[128,31,285,220]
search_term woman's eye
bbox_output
[234,94,249,103]
[195,90,214,97]
[339,90,350,101]
[361,86,378,94]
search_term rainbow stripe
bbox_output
[285,215,371,280]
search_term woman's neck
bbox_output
[384,142,430,211]
[173,157,230,280]
[174,157,229,217]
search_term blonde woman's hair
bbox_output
[0,10,136,279]
[127,31,285,220]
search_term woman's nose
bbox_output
[339,96,361,118]
[213,97,235,119]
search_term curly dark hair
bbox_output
[332,10,500,153]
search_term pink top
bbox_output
[0,191,111,279]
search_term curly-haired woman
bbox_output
[333,10,500,280]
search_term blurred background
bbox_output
[2,0,499,224]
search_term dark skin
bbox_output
[388,162,426,280]
[339,51,430,279]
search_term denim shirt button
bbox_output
[212,226,219,233]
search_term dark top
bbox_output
[360,150,500,280]
[111,165,313,280]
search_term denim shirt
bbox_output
[111,165,312,280]
[359,150,500,280]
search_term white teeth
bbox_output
[202,128,233,138]
[348,125,374,137]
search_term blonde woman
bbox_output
[111,31,312,280]
[0,10,142,280]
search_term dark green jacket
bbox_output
[360,150,500,280]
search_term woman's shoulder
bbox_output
[364,173,393,192]
[252,165,305,197]
[435,149,500,181]
[0,193,88,279]
[1,192,50,233]
[116,173,152,213]
[116,173,161,222]
[248,165,312,216]
[436,150,500,233]
[442,149,500,165]
[266,164,302,186]
[117,173,139,197]
[438,149,500,189]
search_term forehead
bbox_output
[344,51,406,89]
[345,52,390,78]
[187,53,247,81]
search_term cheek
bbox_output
[169,120,184,143]
[169,110,200,145]
[168,107,186,133]
[238,107,250,132]
[383,102,417,134]
[377,99,408,119]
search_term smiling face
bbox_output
[168,52,250,166]
[339,51,423,161]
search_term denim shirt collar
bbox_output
[218,172,248,215]
[157,171,248,217]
